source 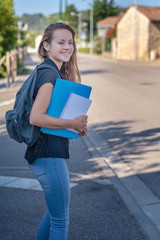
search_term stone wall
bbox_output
[136,11,149,59]
[117,6,151,60]
[116,6,160,60]
[117,7,135,59]
[149,22,160,55]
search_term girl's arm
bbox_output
[30,82,88,132]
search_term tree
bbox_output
[64,4,78,33]
[0,0,18,58]
[93,0,120,34]
[80,10,90,42]
[20,13,47,31]
[106,0,120,16]
[47,13,60,25]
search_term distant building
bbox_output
[97,16,121,38]
[35,35,43,50]
[117,5,160,60]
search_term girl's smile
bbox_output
[43,29,74,69]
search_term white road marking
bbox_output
[0,175,78,191]
[0,99,15,107]
[0,170,111,193]
[70,171,112,185]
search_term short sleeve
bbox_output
[34,69,58,98]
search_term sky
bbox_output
[14,0,160,16]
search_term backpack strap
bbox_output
[32,63,61,153]
[37,63,61,79]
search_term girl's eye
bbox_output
[58,41,73,45]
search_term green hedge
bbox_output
[78,47,90,54]
[105,39,111,52]
[78,46,102,55]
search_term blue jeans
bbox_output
[28,158,70,240]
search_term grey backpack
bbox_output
[5,63,59,147]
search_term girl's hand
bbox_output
[72,115,88,132]
[79,127,89,137]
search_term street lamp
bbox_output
[83,0,94,55]
[65,0,68,21]
[65,0,68,10]
[17,21,22,48]
[71,12,82,48]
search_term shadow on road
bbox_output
[91,120,160,160]
[80,69,108,75]
[90,120,160,198]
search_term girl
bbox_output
[25,23,89,240]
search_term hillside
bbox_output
[18,7,125,32]
[19,13,59,32]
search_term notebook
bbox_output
[41,78,92,139]
[60,93,92,133]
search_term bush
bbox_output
[93,42,102,54]
[105,39,111,52]
[78,47,90,54]
[78,45,102,55]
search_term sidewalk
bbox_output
[1,52,160,239]
[78,52,160,69]
[84,129,160,240]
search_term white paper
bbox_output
[60,93,92,133]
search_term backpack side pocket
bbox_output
[5,110,24,143]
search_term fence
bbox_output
[0,47,27,88]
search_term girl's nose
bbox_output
[64,43,72,49]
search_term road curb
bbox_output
[82,127,160,240]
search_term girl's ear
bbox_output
[43,41,50,51]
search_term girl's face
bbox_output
[43,29,74,69]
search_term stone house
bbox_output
[35,34,43,50]
[97,16,120,38]
[117,5,160,60]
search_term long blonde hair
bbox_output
[38,23,81,83]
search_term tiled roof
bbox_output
[135,5,160,21]
[97,16,121,26]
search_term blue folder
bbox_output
[41,78,92,139]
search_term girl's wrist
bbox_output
[67,119,75,129]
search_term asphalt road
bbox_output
[0,115,149,239]
[80,54,160,199]
[1,52,160,239]
[0,136,149,240]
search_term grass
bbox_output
[78,47,90,54]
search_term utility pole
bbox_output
[59,0,63,21]
[65,0,68,9]
[17,21,22,48]
[78,13,82,47]
[133,0,137,60]
[71,12,82,47]
[64,0,68,22]
[90,0,93,55]
[82,0,94,54]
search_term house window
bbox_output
[154,23,160,30]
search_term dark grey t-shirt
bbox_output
[25,58,69,164]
